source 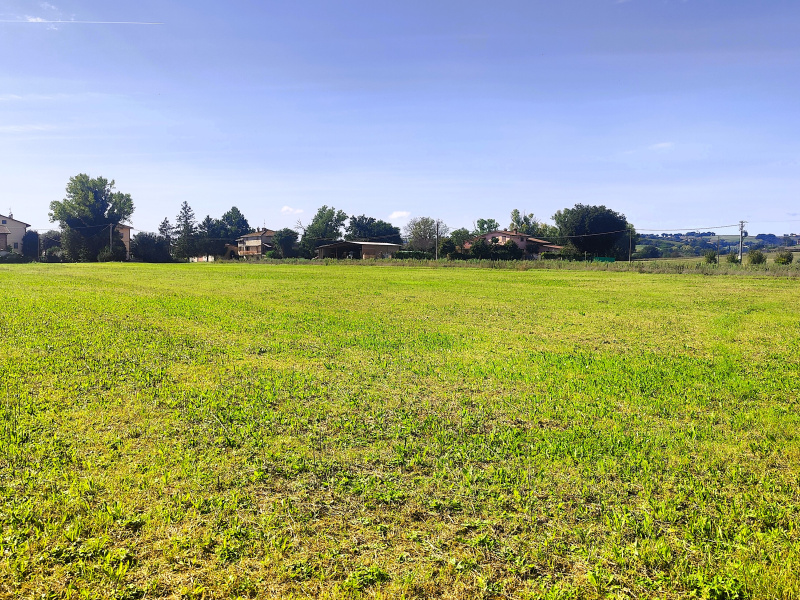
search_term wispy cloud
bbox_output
[649,142,674,151]
[1,17,163,25]
[281,205,303,215]
[389,210,411,220]
[0,124,55,133]
[40,2,58,9]
[0,92,110,102]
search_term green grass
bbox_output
[1,262,799,599]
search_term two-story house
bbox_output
[463,229,562,258]
[236,229,275,257]
[0,213,30,254]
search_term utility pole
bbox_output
[109,223,113,251]
[435,220,440,260]
[628,226,633,263]
[717,236,720,263]
[738,220,747,262]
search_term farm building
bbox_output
[236,229,274,257]
[463,230,562,258]
[115,223,132,260]
[316,241,401,260]
[0,213,30,254]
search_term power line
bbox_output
[638,224,739,232]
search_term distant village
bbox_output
[2,175,798,265]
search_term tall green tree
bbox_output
[48,174,134,262]
[158,218,174,254]
[273,228,299,258]
[22,230,39,259]
[473,218,500,235]
[450,227,472,251]
[508,209,559,239]
[131,232,172,263]
[298,206,348,257]
[197,215,225,257]
[173,201,197,260]
[220,206,251,241]
[40,230,61,253]
[404,217,449,252]
[552,204,630,258]
[345,215,402,244]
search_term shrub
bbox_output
[637,245,662,259]
[0,252,33,264]
[97,244,127,262]
[44,247,64,262]
[774,250,794,265]
[704,251,718,264]
[395,250,433,260]
[747,249,766,265]
[726,252,739,264]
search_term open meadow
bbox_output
[1,262,799,599]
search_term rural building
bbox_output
[463,230,562,258]
[316,241,401,259]
[0,213,30,253]
[115,224,132,260]
[237,229,274,257]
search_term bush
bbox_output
[703,251,718,264]
[44,247,64,262]
[774,250,794,265]
[0,252,33,264]
[636,245,662,259]
[395,250,433,260]
[747,249,766,265]
[726,252,739,264]
[97,244,127,262]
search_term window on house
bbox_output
[1,220,5,224]
[13,243,18,249]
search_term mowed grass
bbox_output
[1,263,799,600]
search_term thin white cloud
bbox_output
[0,124,54,133]
[281,205,303,215]
[649,142,674,151]
[0,92,110,102]
[389,210,411,220]
[2,17,162,24]
[40,2,58,9]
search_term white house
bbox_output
[0,213,30,254]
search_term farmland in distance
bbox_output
[1,263,799,599]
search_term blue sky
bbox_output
[2,0,799,236]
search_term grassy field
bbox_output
[1,263,799,599]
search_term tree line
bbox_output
[34,173,642,262]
